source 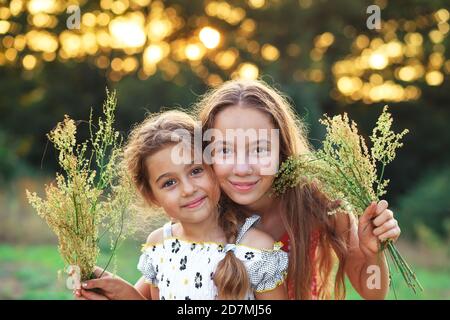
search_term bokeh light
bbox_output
[0,0,447,103]
[199,27,221,49]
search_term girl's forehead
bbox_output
[208,107,277,147]
[213,105,274,131]
[145,144,202,171]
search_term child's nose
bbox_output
[181,180,196,196]
[233,163,253,176]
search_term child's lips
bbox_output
[229,180,259,192]
[182,196,207,209]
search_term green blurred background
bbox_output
[0,0,449,299]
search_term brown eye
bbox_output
[216,147,232,155]
[162,179,176,188]
[252,146,268,155]
[191,167,204,176]
[257,146,267,153]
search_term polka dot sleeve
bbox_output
[246,243,289,293]
[137,250,158,286]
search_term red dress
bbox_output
[279,230,320,300]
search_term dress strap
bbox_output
[235,214,261,244]
[162,221,173,239]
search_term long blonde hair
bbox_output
[123,110,250,299]
[196,79,348,299]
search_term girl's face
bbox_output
[212,105,278,207]
[146,144,220,224]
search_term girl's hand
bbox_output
[358,200,401,258]
[73,266,145,300]
[72,266,111,300]
[74,289,109,300]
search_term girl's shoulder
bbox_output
[145,226,165,245]
[238,227,276,251]
[142,222,184,249]
[141,224,170,251]
[234,214,282,252]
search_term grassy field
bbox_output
[0,243,448,300]
[0,242,143,300]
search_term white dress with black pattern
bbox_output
[137,215,288,300]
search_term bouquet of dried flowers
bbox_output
[26,90,139,282]
[273,106,422,294]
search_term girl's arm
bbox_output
[255,284,287,300]
[333,200,400,300]
[133,227,164,300]
[135,276,159,300]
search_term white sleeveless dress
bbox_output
[137,215,288,300]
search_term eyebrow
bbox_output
[214,139,271,146]
[213,140,233,146]
[155,172,172,183]
[249,139,271,146]
[155,161,198,183]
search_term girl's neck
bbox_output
[176,210,226,243]
[244,193,286,240]
[244,192,280,218]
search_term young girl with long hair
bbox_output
[195,79,401,300]
[75,110,288,300]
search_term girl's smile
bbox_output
[228,179,260,192]
[181,195,207,209]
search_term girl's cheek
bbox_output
[212,163,233,180]
[156,188,176,203]
[253,155,279,177]
[208,183,221,205]
[200,176,220,199]
[261,176,275,190]
[162,192,181,215]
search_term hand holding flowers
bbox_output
[274,106,422,293]
[358,200,400,258]
[26,90,140,283]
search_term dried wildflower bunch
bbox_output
[273,106,422,293]
[26,90,140,281]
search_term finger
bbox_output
[80,289,109,300]
[73,289,86,300]
[373,209,394,227]
[73,289,82,297]
[376,200,389,215]
[81,278,109,290]
[359,202,377,225]
[373,219,397,236]
[378,227,401,242]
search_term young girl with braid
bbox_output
[75,110,288,300]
